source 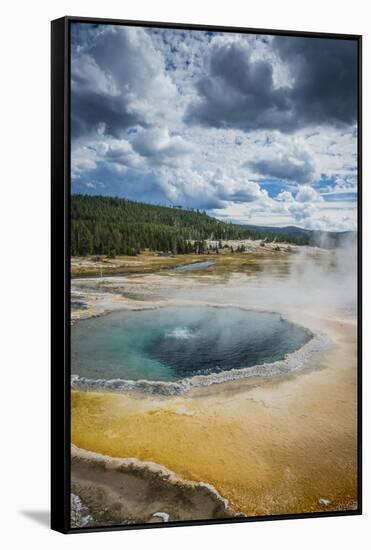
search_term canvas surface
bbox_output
[68,21,359,529]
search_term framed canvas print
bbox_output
[51,16,362,533]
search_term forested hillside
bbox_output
[70,195,312,256]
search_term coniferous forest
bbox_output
[71,194,349,256]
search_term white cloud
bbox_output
[71,23,358,232]
[131,127,195,167]
[276,191,294,202]
[71,25,181,139]
[295,185,322,203]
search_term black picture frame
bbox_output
[51,15,362,534]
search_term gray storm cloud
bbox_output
[186,36,357,133]
[70,23,358,232]
[71,25,178,139]
[248,151,315,184]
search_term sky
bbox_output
[70,22,358,231]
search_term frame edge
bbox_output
[51,17,362,534]
[51,16,70,534]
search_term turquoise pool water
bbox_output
[71,306,310,382]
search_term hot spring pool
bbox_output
[71,306,311,383]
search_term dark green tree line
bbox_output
[71,194,311,256]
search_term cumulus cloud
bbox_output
[212,169,263,203]
[71,136,144,178]
[295,185,322,203]
[71,25,179,139]
[288,201,316,222]
[151,166,268,211]
[131,128,195,167]
[104,140,143,168]
[248,149,315,184]
[274,36,358,128]
[186,35,357,133]
[70,22,358,232]
[276,190,294,202]
[186,37,294,132]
